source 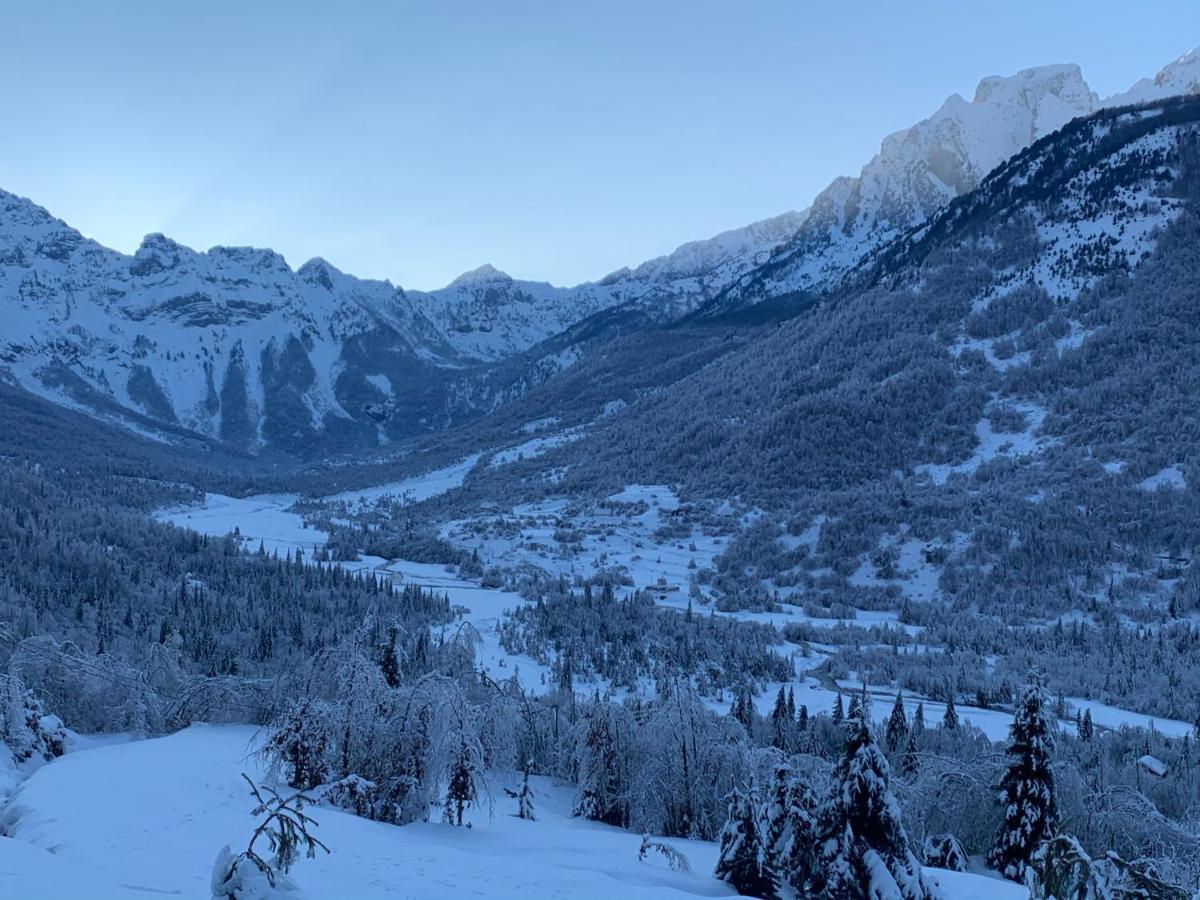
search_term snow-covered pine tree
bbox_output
[776,768,818,894]
[762,763,791,883]
[847,691,862,721]
[1026,834,1106,900]
[885,693,909,754]
[1,671,66,763]
[941,695,958,731]
[988,678,1058,882]
[911,702,925,737]
[812,711,938,900]
[714,786,777,899]
[922,834,968,872]
[833,693,844,725]
[212,775,328,899]
[504,760,536,821]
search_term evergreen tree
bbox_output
[885,693,909,754]
[505,760,536,821]
[770,687,789,749]
[714,787,776,899]
[1078,709,1094,742]
[911,702,925,737]
[377,625,401,689]
[762,763,791,882]
[989,679,1059,882]
[812,710,937,900]
[941,696,958,731]
[774,767,818,895]
[847,691,862,721]
[833,693,845,725]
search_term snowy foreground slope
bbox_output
[0,726,1024,900]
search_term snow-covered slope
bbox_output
[702,50,1200,313]
[0,724,1028,900]
[0,190,474,454]
[1111,48,1200,107]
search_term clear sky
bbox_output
[3,2,1196,290]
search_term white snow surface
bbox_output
[323,454,481,509]
[1,725,730,899]
[157,493,329,558]
[0,725,1029,900]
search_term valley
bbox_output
[3,38,1200,900]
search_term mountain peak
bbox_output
[972,62,1091,105]
[298,257,345,290]
[1112,47,1200,106]
[448,263,512,288]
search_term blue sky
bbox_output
[3,2,1196,289]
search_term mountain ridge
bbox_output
[1,50,1197,458]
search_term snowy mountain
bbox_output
[699,50,1200,315]
[2,50,1197,457]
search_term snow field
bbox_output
[0,725,1028,900]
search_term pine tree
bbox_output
[505,761,536,821]
[847,691,862,721]
[833,693,844,725]
[988,679,1059,882]
[1078,709,1094,742]
[774,768,818,895]
[885,693,909,754]
[796,703,809,731]
[377,625,401,688]
[941,695,958,731]
[911,702,925,737]
[762,763,791,882]
[714,787,776,899]
[786,687,796,721]
[813,711,936,899]
[770,687,789,749]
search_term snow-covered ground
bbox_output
[1068,698,1194,739]
[915,401,1050,486]
[0,725,723,899]
[0,725,1027,900]
[324,454,482,510]
[489,428,585,467]
[155,480,1190,748]
[157,492,329,557]
[443,484,727,593]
